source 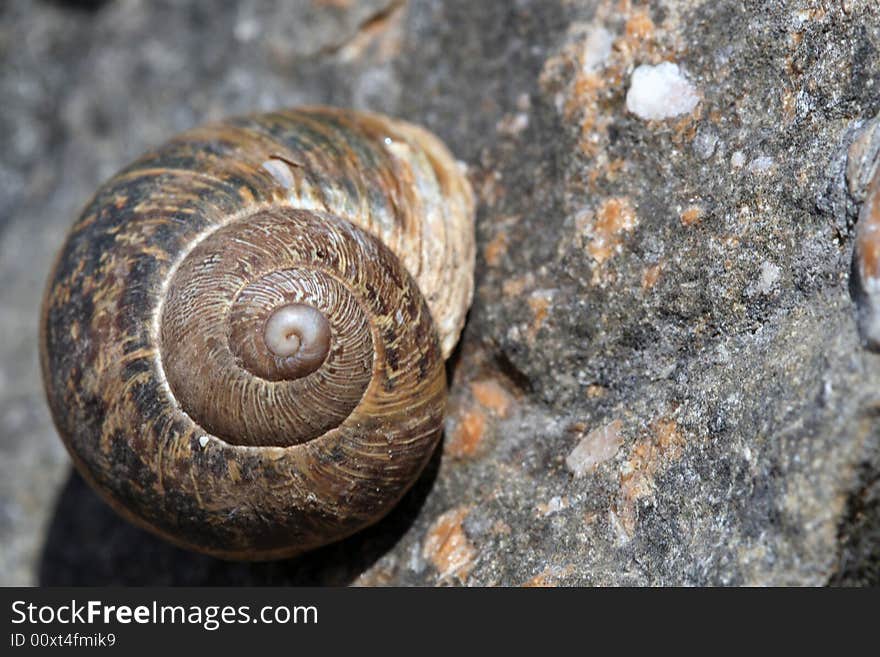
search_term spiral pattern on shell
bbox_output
[40,107,475,559]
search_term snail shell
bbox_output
[40,107,475,559]
[850,114,880,349]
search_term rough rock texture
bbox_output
[2,0,879,585]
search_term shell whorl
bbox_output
[40,108,475,559]
[160,209,388,448]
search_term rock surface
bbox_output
[2,0,879,585]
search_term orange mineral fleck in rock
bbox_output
[446,407,487,458]
[587,197,637,264]
[586,384,608,398]
[618,418,686,536]
[526,290,553,341]
[625,11,655,42]
[501,273,531,298]
[642,262,663,289]
[423,507,477,582]
[484,230,509,267]
[680,204,703,226]
[522,571,555,587]
[471,379,514,418]
[521,565,573,587]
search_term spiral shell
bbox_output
[40,107,475,559]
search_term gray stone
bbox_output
[2,0,879,585]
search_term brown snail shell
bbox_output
[39,107,475,559]
[850,113,880,349]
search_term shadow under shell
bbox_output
[38,443,442,585]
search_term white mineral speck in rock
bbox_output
[409,540,426,574]
[731,150,746,168]
[582,27,613,73]
[625,62,699,120]
[693,127,719,159]
[541,496,567,516]
[565,420,624,477]
[748,156,775,173]
[757,261,781,294]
